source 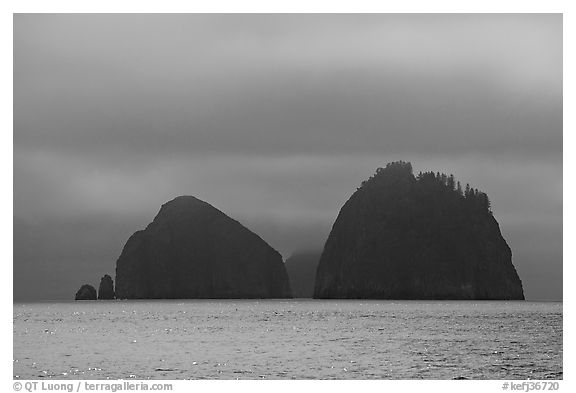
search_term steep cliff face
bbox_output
[285,251,321,298]
[314,161,524,300]
[98,274,115,300]
[115,196,291,299]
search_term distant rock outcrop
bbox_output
[314,161,525,300]
[75,284,97,300]
[115,196,292,299]
[98,274,115,300]
[285,251,321,298]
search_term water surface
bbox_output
[13,300,562,379]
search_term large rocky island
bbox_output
[115,196,292,299]
[314,161,525,300]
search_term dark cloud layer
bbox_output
[13,14,562,301]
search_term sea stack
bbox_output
[314,161,524,300]
[75,284,97,300]
[98,274,115,300]
[115,196,292,299]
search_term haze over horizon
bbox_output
[14,14,562,301]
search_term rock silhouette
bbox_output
[75,284,97,300]
[314,161,525,300]
[98,274,115,300]
[115,196,292,299]
[285,251,321,298]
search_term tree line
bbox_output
[359,161,492,214]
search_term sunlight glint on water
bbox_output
[13,300,562,380]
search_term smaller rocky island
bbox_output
[74,284,97,300]
[98,274,115,300]
[74,274,115,300]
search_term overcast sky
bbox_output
[13,14,562,301]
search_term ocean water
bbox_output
[13,300,562,380]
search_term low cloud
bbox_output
[13,14,562,300]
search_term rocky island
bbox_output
[115,196,292,299]
[75,284,97,300]
[314,161,525,300]
[98,274,115,300]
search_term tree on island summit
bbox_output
[358,161,492,216]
